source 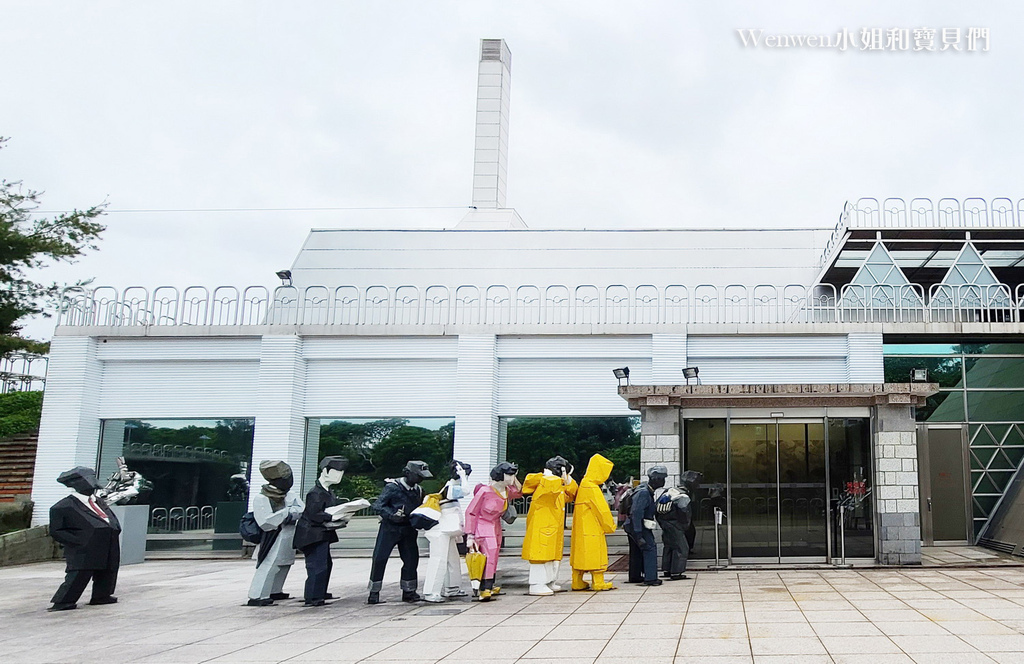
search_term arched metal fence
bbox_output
[821,197,1024,269]
[57,280,1024,328]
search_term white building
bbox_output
[31,40,1024,564]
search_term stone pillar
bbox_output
[873,403,922,565]
[251,335,307,505]
[454,335,499,489]
[639,404,681,487]
[30,336,103,526]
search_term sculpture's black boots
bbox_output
[367,580,385,604]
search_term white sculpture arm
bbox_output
[253,494,290,530]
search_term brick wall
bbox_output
[0,433,38,503]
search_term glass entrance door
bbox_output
[730,422,779,558]
[729,420,828,562]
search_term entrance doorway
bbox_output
[684,415,875,564]
[918,425,970,544]
[730,421,828,562]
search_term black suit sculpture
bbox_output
[625,465,666,586]
[655,470,702,580]
[293,456,349,607]
[367,460,432,604]
[48,467,122,611]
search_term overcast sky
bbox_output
[3,1,1022,340]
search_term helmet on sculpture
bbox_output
[647,465,668,490]
[403,460,433,485]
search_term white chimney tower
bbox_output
[459,38,526,229]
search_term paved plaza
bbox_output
[2,556,1024,664]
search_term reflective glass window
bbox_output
[97,418,255,552]
[304,417,455,500]
[883,356,963,388]
[967,392,1024,422]
[962,357,1024,389]
[918,392,965,422]
[883,343,959,355]
[961,343,1024,356]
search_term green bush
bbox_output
[0,501,32,535]
[0,390,43,438]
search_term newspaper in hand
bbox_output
[325,499,370,520]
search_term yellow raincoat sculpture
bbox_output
[520,457,578,595]
[569,454,616,591]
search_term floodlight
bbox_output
[276,270,292,286]
[910,368,929,382]
[682,366,700,385]
[613,367,630,386]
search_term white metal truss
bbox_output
[931,242,1013,311]
[839,242,925,310]
[969,423,1024,537]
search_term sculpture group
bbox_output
[48,453,701,610]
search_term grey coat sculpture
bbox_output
[247,460,304,606]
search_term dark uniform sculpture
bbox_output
[367,460,432,604]
[293,456,349,606]
[655,470,703,580]
[624,465,666,586]
[48,467,122,611]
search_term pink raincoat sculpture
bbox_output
[464,461,522,600]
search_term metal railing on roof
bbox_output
[0,352,47,393]
[820,197,1024,270]
[54,281,1024,328]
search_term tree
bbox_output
[600,445,640,483]
[316,418,410,475]
[370,425,449,479]
[1,137,105,354]
[505,417,639,480]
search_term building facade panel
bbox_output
[687,335,853,384]
[497,357,651,416]
[251,336,307,506]
[29,336,103,525]
[98,360,259,419]
[95,337,262,361]
[303,358,458,417]
[301,336,459,360]
[847,333,884,382]
[495,335,651,358]
[454,335,500,480]
[652,333,687,385]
